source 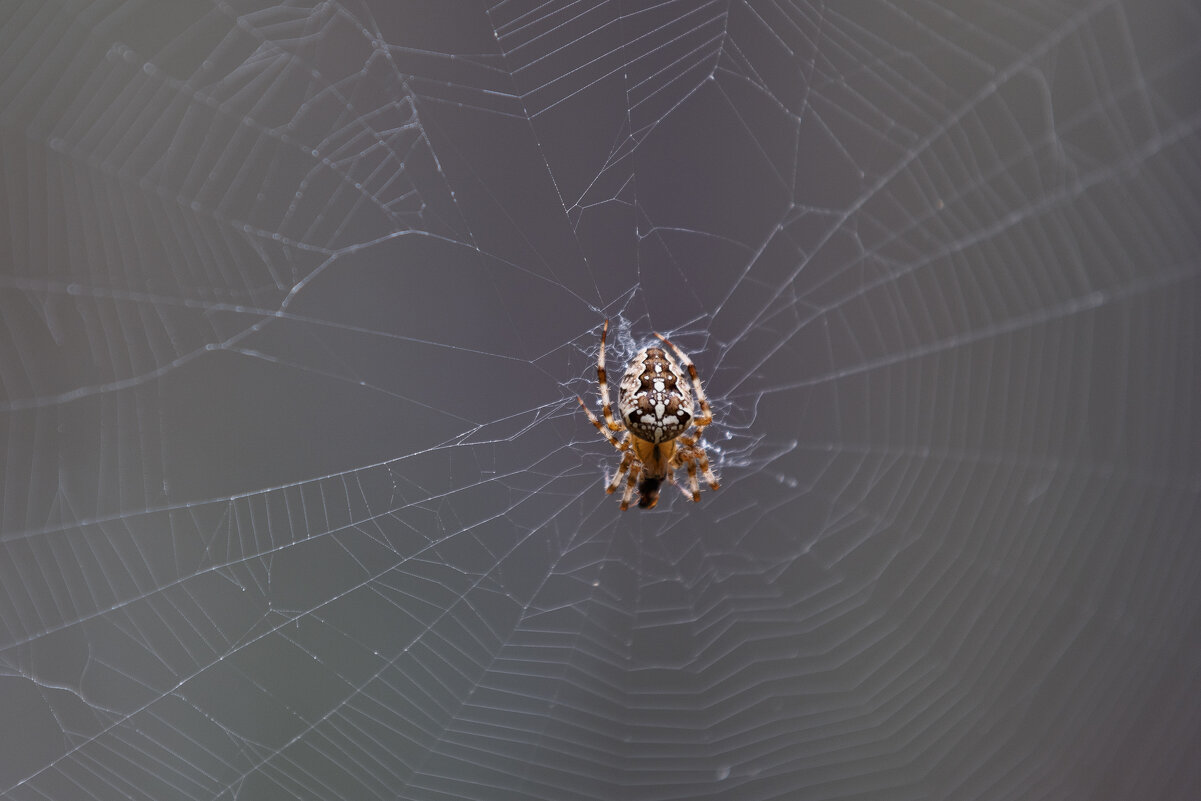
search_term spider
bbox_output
[577,320,720,510]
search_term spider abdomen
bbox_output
[618,346,694,444]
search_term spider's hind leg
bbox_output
[654,331,714,429]
[596,319,623,431]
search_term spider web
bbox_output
[2,1,1199,799]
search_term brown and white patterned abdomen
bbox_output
[618,346,694,444]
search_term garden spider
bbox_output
[577,320,720,510]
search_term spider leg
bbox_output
[669,442,721,501]
[596,319,622,431]
[653,331,713,429]
[673,432,720,493]
[660,465,692,502]
[685,458,700,502]
[577,396,628,452]
[620,464,639,511]
[697,449,720,491]
[606,441,634,495]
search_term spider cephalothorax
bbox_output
[577,320,719,510]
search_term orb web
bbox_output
[1,2,1199,800]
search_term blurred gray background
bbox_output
[1,2,1198,799]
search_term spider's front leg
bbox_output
[695,450,719,493]
[670,440,720,502]
[606,442,634,495]
[621,466,641,511]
